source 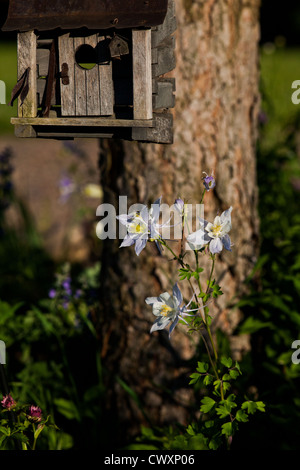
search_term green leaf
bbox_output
[189,373,200,385]
[200,396,216,413]
[221,357,233,368]
[216,397,237,418]
[209,438,222,450]
[216,405,231,418]
[34,424,45,440]
[236,409,249,423]
[196,362,209,373]
[229,369,239,380]
[234,361,242,375]
[221,422,233,437]
[54,398,81,421]
[0,425,10,436]
[256,401,266,412]
[15,432,30,444]
[223,381,231,393]
[213,379,221,391]
[196,267,204,273]
[203,375,213,386]
[186,424,196,436]
[179,268,192,280]
[222,373,231,381]
[241,400,257,414]
[239,316,273,334]
[204,420,214,429]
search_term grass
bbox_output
[0,41,18,135]
[260,45,300,149]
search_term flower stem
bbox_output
[202,254,225,400]
[200,189,206,204]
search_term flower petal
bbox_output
[220,207,232,225]
[151,197,162,222]
[140,205,149,223]
[158,292,172,304]
[221,234,232,251]
[116,214,130,225]
[209,237,223,254]
[150,316,171,333]
[119,234,135,248]
[145,296,159,305]
[172,283,183,307]
[187,229,210,247]
[168,317,179,337]
[135,237,147,255]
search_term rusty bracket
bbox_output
[61,63,69,86]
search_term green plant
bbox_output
[0,393,57,450]
[116,178,265,450]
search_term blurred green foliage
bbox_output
[230,45,300,450]
[0,41,17,135]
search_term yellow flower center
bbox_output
[211,224,222,236]
[160,304,173,316]
[128,219,147,235]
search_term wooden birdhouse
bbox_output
[1,0,176,143]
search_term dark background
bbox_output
[260,0,300,45]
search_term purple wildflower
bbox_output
[48,288,56,299]
[203,172,216,191]
[27,405,42,422]
[1,394,16,410]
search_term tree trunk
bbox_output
[98,0,261,445]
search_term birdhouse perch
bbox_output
[1,0,177,143]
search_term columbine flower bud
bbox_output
[174,198,185,215]
[203,172,216,191]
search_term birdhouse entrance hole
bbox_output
[75,44,97,70]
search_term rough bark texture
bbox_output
[98,0,261,444]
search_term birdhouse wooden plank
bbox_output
[132,29,152,120]
[1,0,176,144]
[17,31,37,118]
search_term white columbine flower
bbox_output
[187,207,233,254]
[117,197,162,256]
[146,283,201,337]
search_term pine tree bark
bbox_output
[98,0,261,444]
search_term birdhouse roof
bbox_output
[1,0,168,32]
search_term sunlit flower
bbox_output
[187,207,233,254]
[146,283,202,337]
[1,394,16,410]
[117,197,163,255]
[118,206,149,256]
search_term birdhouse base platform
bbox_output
[10,114,173,143]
